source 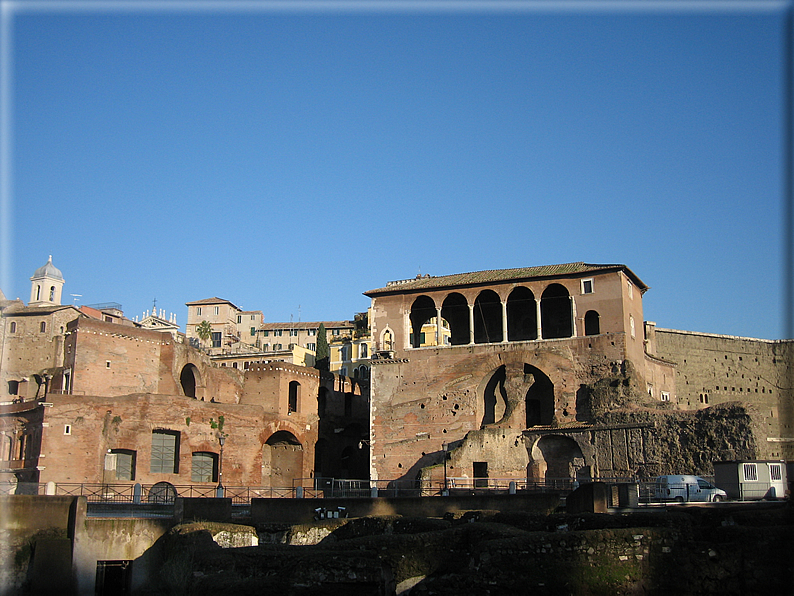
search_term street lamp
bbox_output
[216,435,225,497]
[442,442,449,496]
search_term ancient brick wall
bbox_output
[370,336,638,481]
[37,393,318,486]
[651,328,793,460]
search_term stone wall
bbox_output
[652,328,793,460]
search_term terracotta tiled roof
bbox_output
[184,297,242,309]
[365,262,647,295]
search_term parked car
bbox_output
[654,475,727,503]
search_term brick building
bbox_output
[364,263,782,485]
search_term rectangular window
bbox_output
[289,329,299,336]
[263,330,269,337]
[251,315,256,321]
[150,430,180,474]
[627,281,634,299]
[40,321,46,332]
[191,452,218,483]
[274,343,282,350]
[308,329,317,336]
[743,463,758,481]
[237,315,242,323]
[274,329,283,336]
[333,329,341,335]
[211,332,222,348]
[112,449,136,481]
[106,361,111,368]
[770,463,782,481]
[214,306,219,315]
[263,343,269,351]
[581,279,594,294]
[306,343,316,351]
[196,307,202,316]
[250,327,256,336]
[64,424,71,435]
[660,391,670,402]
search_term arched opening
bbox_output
[584,310,600,336]
[524,364,555,427]
[507,286,537,341]
[541,284,572,339]
[530,435,588,485]
[265,431,303,489]
[481,365,508,426]
[288,381,300,413]
[318,387,328,416]
[314,438,330,479]
[179,364,201,398]
[409,296,437,348]
[474,290,502,344]
[441,292,470,346]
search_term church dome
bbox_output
[32,255,64,281]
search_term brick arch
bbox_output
[528,435,588,484]
[179,364,202,399]
[409,295,437,348]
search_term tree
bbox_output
[315,322,329,371]
[196,320,213,348]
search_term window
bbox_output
[770,463,782,481]
[211,332,222,348]
[647,384,654,398]
[237,316,242,323]
[630,315,636,338]
[64,424,71,435]
[8,381,18,395]
[289,329,299,337]
[333,328,341,336]
[111,449,136,481]
[273,343,282,351]
[306,343,316,351]
[699,393,709,404]
[191,452,218,483]
[743,463,758,481]
[35,285,41,301]
[263,330,269,337]
[40,321,46,333]
[214,306,219,315]
[308,329,317,336]
[273,329,283,337]
[250,327,256,336]
[288,381,300,413]
[627,281,634,299]
[9,322,15,333]
[660,391,670,402]
[288,343,295,350]
[197,307,202,316]
[251,315,256,321]
[581,279,594,294]
[263,343,270,351]
[106,361,111,368]
[150,430,180,474]
[359,343,368,358]
[49,286,55,301]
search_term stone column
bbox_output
[436,307,443,346]
[535,299,543,340]
[468,304,475,345]
[501,301,508,343]
[570,296,577,338]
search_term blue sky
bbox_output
[1,1,789,339]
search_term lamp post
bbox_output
[216,435,225,498]
[442,442,449,496]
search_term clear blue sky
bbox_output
[1,1,789,339]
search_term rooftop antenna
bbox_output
[70,294,82,304]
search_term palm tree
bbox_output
[196,320,213,349]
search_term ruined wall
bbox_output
[370,336,636,481]
[37,393,318,486]
[64,318,244,403]
[651,328,793,460]
[240,362,320,417]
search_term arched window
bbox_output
[49,286,55,301]
[288,381,300,413]
[474,290,502,344]
[584,310,600,336]
[409,296,436,348]
[40,321,46,333]
[540,284,572,339]
[507,286,537,341]
[441,292,470,345]
[9,322,16,333]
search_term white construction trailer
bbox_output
[713,460,788,500]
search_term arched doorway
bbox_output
[180,364,201,398]
[264,431,303,488]
[529,435,588,485]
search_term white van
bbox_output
[654,475,727,503]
